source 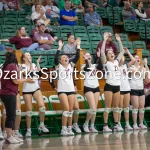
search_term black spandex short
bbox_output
[104,83,120,93]
[120,91,130,95]
[84,86,100,94]
[22,88,40,95]
[58,92,76,96]
[130,89,145,96]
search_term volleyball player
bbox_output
[129,56,149,130]
[118,48,135,131]
[21,53,49,137]
[0,52,34,144]
[54,40,80,136]
[82,52,103,133]
[100,33,125,132]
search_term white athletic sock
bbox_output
[68,126,72,130]
[62,126,66,130]
[126,121,129,126]
[90,123,94,128]
[40,122,44,126]
[27,128,31,132]
[84,121,89,126]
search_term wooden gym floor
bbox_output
[1,130,149,150]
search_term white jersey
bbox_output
[119,64,131,91]
[22,63,40,92]
[57,63,75,92]
[82,64,99,88]
[104,60,121,86]
[129,65,145,90]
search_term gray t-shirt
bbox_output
[34,32,52,50]
[62,43,77,61]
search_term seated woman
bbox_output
[31,3,50,26]
[9,27,39,51]
[122,2,136,20]
[135,1,147,19]
[144,76,150,108]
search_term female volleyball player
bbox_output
[118,48,135,131]
[82,52,103,133]
[21,53,49,137]
[129,56,149,130]
[0,52,33,144]
[100,33,125,132]
[54,40,80,136]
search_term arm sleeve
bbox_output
[83,59,90,71]
[72,48,80,64]
[54,50,60,66]
[135,9,147,18]
[49,74,56,89]
[96,57,103,70]
[9,36,17,44]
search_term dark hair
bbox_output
[20,53,26,64]
[33,19,38,25]
[67,33,73,39]
[2,52,18,70]
[136,1,142,7]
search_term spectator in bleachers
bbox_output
[45,0,60,20]
[71,0,85,13]
[31,3,50,26]
[96,32,118,56]
[34,23,54,50]
[85,0,99,8]
[59,0,78,26]
[9,27,39,51]
[144,75,150,107]
[31,19,57,41]
[122,2,136,20]
[32,0,46,12]
[84,4,103,27]
[62,33,80,61]
[5,0,21,11]
[145,2,150,18]
[0,0,9,11]
[135,1,147,19]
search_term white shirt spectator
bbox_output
[45,5,60,18]
[135,9,147,19]
[32,4,46,12]
[31,11,46,24]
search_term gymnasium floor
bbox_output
[1,130,149,150]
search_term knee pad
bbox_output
[118,108,123,114]
[139,108,145,114]
[16,109,21,116]
[132,109,138,114]
[104,108,111,113]
[63,111,69,117]
[0,110,2,117]
[68,111,74,117]
[123,107,129,113]
[3,109,6,115]
[88,109,97,115]
[39,107,46,113]
[26,111,32,117]
[74,109,80,115]
[112,107,119,113]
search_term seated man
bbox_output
[5,0,21,10]
[33,23,54,50]
[85,4,103,27]
[60,0,78,26]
